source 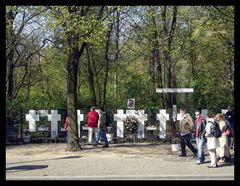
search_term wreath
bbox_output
[123,115,138,135]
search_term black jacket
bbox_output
[195,118,206,138]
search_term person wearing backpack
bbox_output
[216,114,231,163]
[205,112,220,168]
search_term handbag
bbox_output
[225,128,231,136]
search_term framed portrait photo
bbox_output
[127,99,135,109]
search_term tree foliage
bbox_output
[6,6,234,142]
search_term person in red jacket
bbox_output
[87,106,99,144]
[64,115,69,144]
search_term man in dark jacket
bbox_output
[195,110,206,164]
[94,107,109,148]
[179,108,197,157]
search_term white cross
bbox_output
[156,88,194,93]
[156,110,169,138]
[126,110,148,138]
[48,110,61,140]
[114,110,126,138]
[26,110,39,132]
[77,110,84,138]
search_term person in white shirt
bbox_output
[205,112,220,168]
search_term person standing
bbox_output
[94,107,109,148]
[195,110,207,164]
[205,112,220,168]
[225,105,234,148]
[216,114,230,162]
[64,115,69,144]
[179,108,197,157]
[87,106,99,144]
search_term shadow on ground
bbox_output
[6,156,81,165]
[6,165,48,173]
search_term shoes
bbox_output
[207,164,218,168]
[218,159,225,163]
[196,160,204,165]
[179,154,186,157]
[102,145,109,148]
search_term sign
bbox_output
[127,99,135,109]
[156,88,194,93]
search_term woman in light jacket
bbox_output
[205,112,220,168]
[216,114,230,162]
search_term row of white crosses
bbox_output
[26,110,84,140]
[114,109,170,139]
[26,109,228,140]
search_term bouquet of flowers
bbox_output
[124,115,138,134]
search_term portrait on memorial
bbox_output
[127,99,135,109]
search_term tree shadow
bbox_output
[6,165,48,173]
[6,156,81,165]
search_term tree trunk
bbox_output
[86,47,97,106]
[66,54,81,151]
[6,9,15,100]
[66,42,87,151]
[7,60,14,100]
[115,10,120,105]
[102,23,113,107]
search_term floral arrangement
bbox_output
[123,115,138,134]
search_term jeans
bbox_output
[95,128,109,146]
[196,137,205,162]
[180,133,197,155]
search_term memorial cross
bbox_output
[114,110,127,138]
[156,110,169,138]
[77,110,84,138]
[48,110,61,140]
[156,88,194,137]
[26,110,39,132]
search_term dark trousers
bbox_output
[180,133,197,155]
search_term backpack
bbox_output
[105,112,111,127]
[209,121,222,138]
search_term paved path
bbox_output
[6,143,234,180]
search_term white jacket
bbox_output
[205,118,220,150]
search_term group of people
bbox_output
[64,106,109,148]
[178,106,234,168]
[63,105,234,166]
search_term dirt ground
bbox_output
[6,142,172,157]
